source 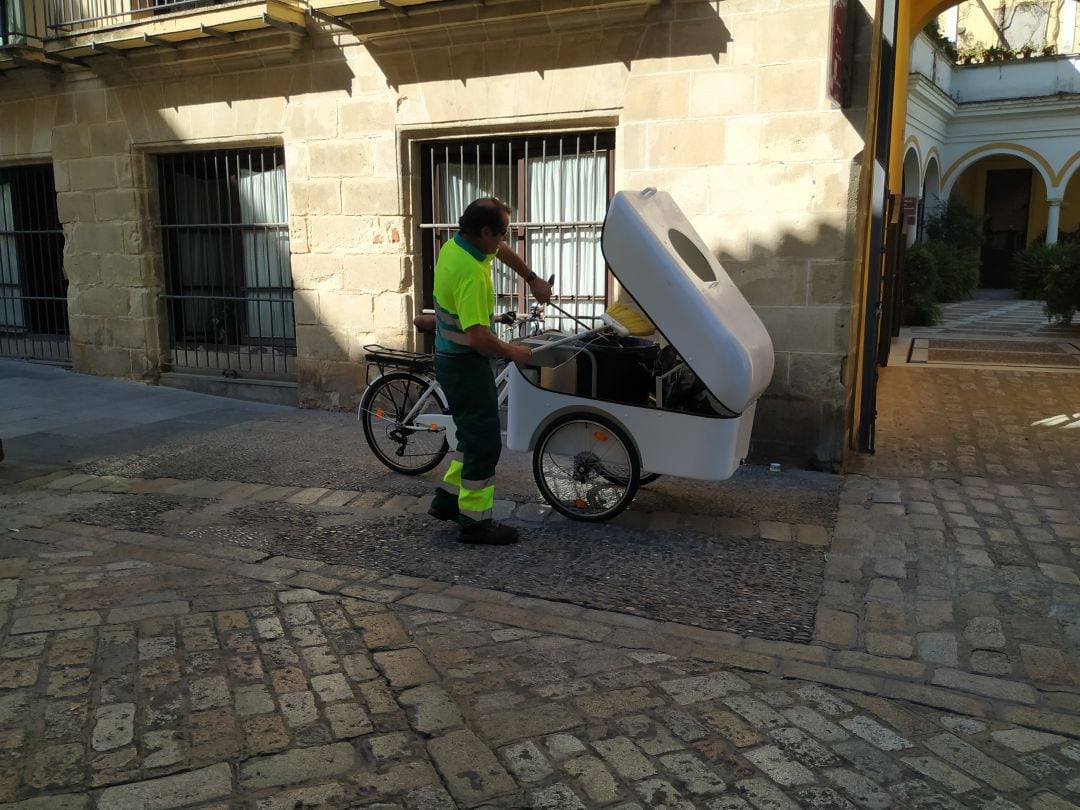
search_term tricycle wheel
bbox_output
[532,413,639,522]
[602,470,661,487]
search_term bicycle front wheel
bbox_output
[360,371,449,475]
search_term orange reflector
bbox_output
[376,408,384,418]
[594,431,607,442]
[574,499,587,509]
[429,423,438,430]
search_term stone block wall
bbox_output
[0,0,872,468]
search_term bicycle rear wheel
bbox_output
[360,371,448,474]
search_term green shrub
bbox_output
[1012,243,1057,298]
[926,240,980,302]
[924,198,985,255]
[903,242,942,326]
[1040,243,1080,324]
[919,200,983,302]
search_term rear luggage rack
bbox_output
[363,345,434,375]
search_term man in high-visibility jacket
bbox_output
[427,198,552,545]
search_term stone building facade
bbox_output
[0,0,876,469]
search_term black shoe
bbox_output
[457,521,520,545]
[427,502,459,522]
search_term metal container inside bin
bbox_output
[574,335,658,405]
[539,351,578,395]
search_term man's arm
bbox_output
[496,243,552,304]
[466,324,533,364]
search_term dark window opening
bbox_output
[157,146,295,378]
[0,163,69,363]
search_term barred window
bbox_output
[0,164,69,364]
[419,131,615,338]
[157,147,295,378]
[1,0,25,45]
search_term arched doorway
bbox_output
[1059,155,1080,243]
[947,151,1050,288]
[902,146,921,246]
[921,154,942,237]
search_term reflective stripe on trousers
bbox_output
[433,352,501,524]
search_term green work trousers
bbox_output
[430,352,501,524]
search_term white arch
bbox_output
[1059,152,1080,191]
[942,145,1057,199]
[902,146,922,197]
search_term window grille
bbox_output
[419,131,615,340]
[0,164,69,364]
[157,147,296,379]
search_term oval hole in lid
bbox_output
[668,228,716,283]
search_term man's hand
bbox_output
[528,275,552,304]
[508,343,534,365]
[465,323,534,365]
[496,243,553,305]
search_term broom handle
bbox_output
[524,327,608,355]
[546,300,595,332]
[541,274,595,332]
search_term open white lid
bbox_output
[602,189,775,415]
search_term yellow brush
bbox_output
[547,297,655,337]
[602,301,655,336]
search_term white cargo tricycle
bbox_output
[360,189,774,522]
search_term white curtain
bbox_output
[238,164,293,340]
[0,182,23,330]
[527,151,608,328]
[437,162,517,311]
[438,163,513,227]
[436,149,608,333]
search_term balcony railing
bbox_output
[47,0,226,34]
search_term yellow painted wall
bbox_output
[1061,170,1080,237]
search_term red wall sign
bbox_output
[829,0,849,107]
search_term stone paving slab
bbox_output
[848,365,1080,487]
[0,510,1078,809]
[52,482,827,645]
[2,357,1080,808]
[71,414,843,527]
[5,475,1080,731]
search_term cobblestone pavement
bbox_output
[58,493,823,644]
[1,478,1079,809]
[76,418,842,528]
[848,365,1080,487]
[2,357,1080,807]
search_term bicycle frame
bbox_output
[373,358,516,453]
[376,325,609,453]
